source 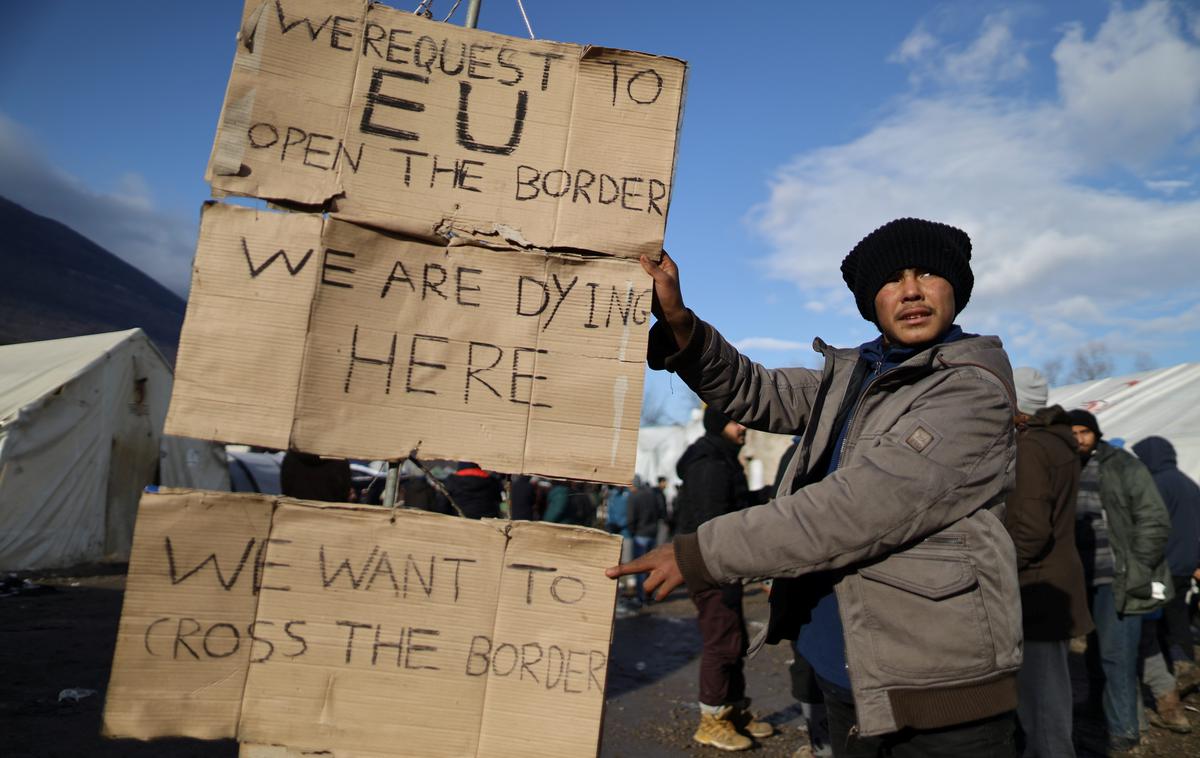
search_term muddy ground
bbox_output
[3,573,1200,757]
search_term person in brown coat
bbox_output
[1003,367,1093,757]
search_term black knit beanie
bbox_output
[840,218,974,324]
[1066,409,1102,439]
[703,405,730,437]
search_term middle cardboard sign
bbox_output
[209,0,687,259]
[165,204,650,482]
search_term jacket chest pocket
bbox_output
[856,553,994,680]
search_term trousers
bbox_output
[693,583,747,706]
[824,694,1015,757]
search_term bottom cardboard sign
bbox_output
[103,490,620,757]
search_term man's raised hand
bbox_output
[640,251,693,351]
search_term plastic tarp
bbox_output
[160,435,230,492]
[1048,362,1200,483]
[0,330,171,571]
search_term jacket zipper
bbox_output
[923,534,967,547]
[837,362,921,463]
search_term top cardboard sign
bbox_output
[209,0,686,258]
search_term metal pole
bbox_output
[382,461,399,506]
[465,0,481,28]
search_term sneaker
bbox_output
[1148,689,1191,734]
[694,706,753,751]
[730,704,775,739]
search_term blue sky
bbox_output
[3,1,1199,423]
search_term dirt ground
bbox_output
[4,573,1200,757]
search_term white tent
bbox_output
[635,407,794,495]
[1048,363,1200,482]
[0,330,178,570]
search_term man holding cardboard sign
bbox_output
[610,219,1022,756]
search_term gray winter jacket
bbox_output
[658,315,1021,737]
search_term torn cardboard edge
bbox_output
[205,0,686,259]
[166,202,649,483]
[102,489,620,757]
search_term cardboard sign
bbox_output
[104,490,621,757]
[165,203,649,483]
[209,0,686,259]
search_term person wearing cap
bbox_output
[608,218,1022,756]
[1003,368,1092,757]
[671,405,773,750]
[1067,409,1172,754]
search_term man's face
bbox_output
[873,268,956,347]
[1072,425,1098,456]
[721,420,747,446]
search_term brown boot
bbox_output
[730,703,775,739]
[694,706,753,751]
[1148,689,1192,734]
[1175,660,1200,696]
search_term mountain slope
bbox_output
[0,196,186,362]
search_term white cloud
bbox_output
[944,14,1030,85]
[890,26,938,64]
[1145,178,1191,193]
[892,13,1030,89]
[752,1,1200,369]
[733,336,810,352]
[0,113,195,295]
[1054,2,1200,168]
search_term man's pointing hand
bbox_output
[605,542,685,602]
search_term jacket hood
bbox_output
[1024,405,1077,451]
[676,434,738,478]
[1093,439,1123,464]
[1132,436,1177,473]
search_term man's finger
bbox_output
[659,250,677,275]
[640,253,667,283]
[653,577,681,602]
[605,561,639,579]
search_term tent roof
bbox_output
[1048,362,1200,481]
[0,329,160,423]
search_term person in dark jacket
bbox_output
[542,480,573,523]
[1068,410,1173,754]
[1003,368,1092,757]
[627,480,662,605]
[443,461,502,519]
[507,475,537,520]
[1132,436,1200,693]
[673,405,772,751]
[280,452,351,502]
